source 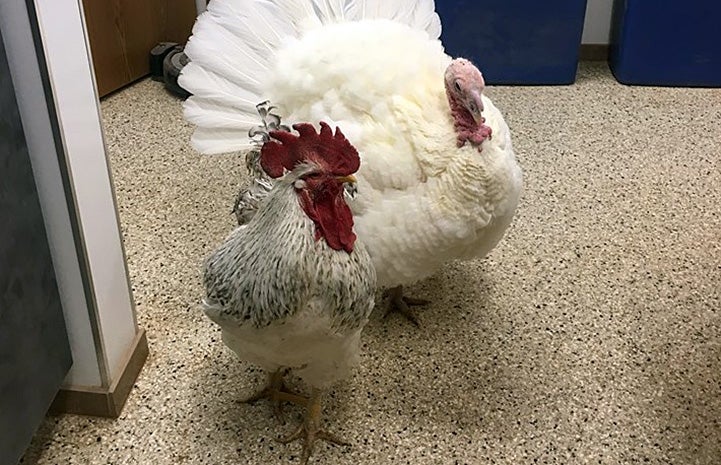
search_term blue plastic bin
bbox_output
[435,1,588,85]
[609,0,721,87]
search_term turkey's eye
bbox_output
[454,81,462,92]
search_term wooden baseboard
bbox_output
[50,329,149,418]
[580,44,609,61]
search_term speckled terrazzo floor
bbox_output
[22,62,721,465]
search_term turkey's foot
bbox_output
[382,285,429,327]
[243,369,308,421]
[278,389,349,465]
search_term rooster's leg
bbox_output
[383,285,430,327]
[243,369,308,421]
[278,388,349,464]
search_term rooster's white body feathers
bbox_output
[203,175,376,389]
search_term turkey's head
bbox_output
[261,122,359,253]
[444,58,493,149]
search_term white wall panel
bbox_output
[33,0,138,383]
[583,0,614,44]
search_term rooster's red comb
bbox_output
[260,122,360,179]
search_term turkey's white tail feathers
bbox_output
[342,0,440,37]
[184,99,261,130]
[346,1,407,25]
[207,7,275,55]
[179,65,260,110]
[191,128,256,154]
[207,0,297,51]
[181,0,441,155]
[311,0,343,22]
[412,1,442,39]
[184,18,267,93]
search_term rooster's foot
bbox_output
[382,285,430,327]
[243,369,307,422]
[278,389,349,465]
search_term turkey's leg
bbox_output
[383,285,430,327]
[278,388,349,465]
[243,369,308,420]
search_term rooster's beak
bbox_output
[337,174,357,184]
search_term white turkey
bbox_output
[181,0,523,324]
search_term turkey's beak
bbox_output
[337,175,357,184]
[468,89,485,125]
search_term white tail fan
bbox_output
[179,0,441,155]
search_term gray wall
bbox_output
[0,27,72,465]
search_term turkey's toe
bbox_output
[382,285,429,327]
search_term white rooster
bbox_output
[181,0,523,324]
[202,122,376,463]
